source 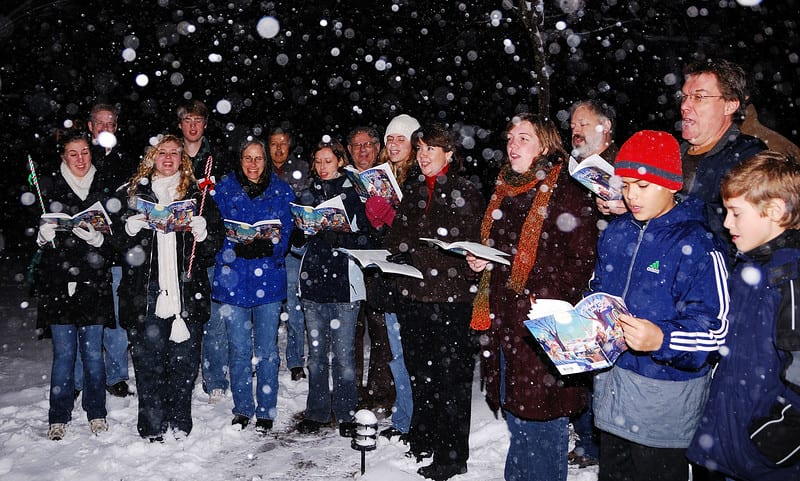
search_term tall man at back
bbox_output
[268,124,311,381]
[678,58,764,257]
[177,99,228,403]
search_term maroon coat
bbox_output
[481,165,599,421]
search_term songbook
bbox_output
[568,154,623,201]
[223,219,282,244]
[40,200,112,234]
[418,237,511,265]
[344,163,403,207]
[523,292,630,375]
[335,248,424,279]
[290,195,351,235]
[134,197,196,233]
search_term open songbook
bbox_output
[344,163,403,207]
[523,292,629,375]
[223,219,282,244]
[335,248,423,279]
[134,197,196,233]
[568,154,623,201]
[290,195,351,235]
[418,237,511,265]
[40,200,112,234]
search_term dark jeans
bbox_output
[397,300,476,466]
[599,431,689,481]
[128,283,203,438]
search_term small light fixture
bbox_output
[351,409,378,475]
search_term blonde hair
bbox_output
[721,150,800,228]
[377,143,416,185]
[127,134,196,200]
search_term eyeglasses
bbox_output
[351,141,377,150]
[243,156,265,163]
[675,92,726,105]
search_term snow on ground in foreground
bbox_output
[0,256,598,481]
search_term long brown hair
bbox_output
[127,134,195,200]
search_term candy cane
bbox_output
[186,155,213,278]
[27,155,55,248]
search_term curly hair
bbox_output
[127,134,195,200]
[377,141,416,186]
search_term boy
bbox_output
[687,151,800,481]
[588,130,729,481]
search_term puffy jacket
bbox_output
[211,172,295,307]
[688,230,800,480]
[589,196,729,447]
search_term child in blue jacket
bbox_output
[687,151,800,481]
[587,130,729,481]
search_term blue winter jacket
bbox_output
[211,172,295,307]
[589,197,730,447]
[688,230,800,480]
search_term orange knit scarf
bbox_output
[470,161,562,330]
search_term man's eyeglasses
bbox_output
[351,141,377,150]
[675,93,725,105]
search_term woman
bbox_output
[364,113,420,440]
[117,134,223,441]
[211,139,294,433]
[382,123,486,481]
[295,138,375,435]
[34,129,114,441]
[467,113,599,481]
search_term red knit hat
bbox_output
[615,130,683,190]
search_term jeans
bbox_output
[283,253,305,369]
[302,300,359,424]
[571,401,600,459]
[501,348,569,481]
[385,312,412,433]
[128,282,203,438]
[203,266,229,393]
[74,266,129,389]
[49,324,106,424]
[223,302,282,420]
[505,411,570,481]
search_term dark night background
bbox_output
[1,0,798,258]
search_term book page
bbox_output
[335,248,423,279]
[569,154,623,201]
[40,200,113,233]
[224,219,282,244]
[290,195,351,234]
[419,237,511,265]
[135,197,196,233]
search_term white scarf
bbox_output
[60,162,96,201]
[151,172,190,343]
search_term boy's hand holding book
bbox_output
[617,313,664,352]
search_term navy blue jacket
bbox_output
[688,231,800,480]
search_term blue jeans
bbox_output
[223,302,281,420]
[50,324,106,424]
[501,348,569,481]
[385,311,412,433]
[571,401,599,459]
[284,253,305,369]
[302,300,359,424]
[203,266,228,393]
[74,266,129,389]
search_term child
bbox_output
[587,130,729,481]
[687,151,800,481]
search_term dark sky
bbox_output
[1,0,799,253]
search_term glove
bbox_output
[37,223,56,246]
[386,251,413,266]
[190,216,208,242]
[72,223,104,247]
[125,214,148,237]
[289,228,306,249]
[365,196,396,228]
[234,238,275,259]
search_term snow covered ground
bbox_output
[0,253,598,481]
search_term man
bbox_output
[177,99,228,403]
[346,127,381,173]
[678,58,765,257]
[565,99,621,468]
[569,99,626,217]
[267,125,310,381]
[346,126,393,412]
[79,103,134,398]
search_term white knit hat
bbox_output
[384,114,421,143]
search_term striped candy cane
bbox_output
[27,155,55,248]
[186,155,213,278]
